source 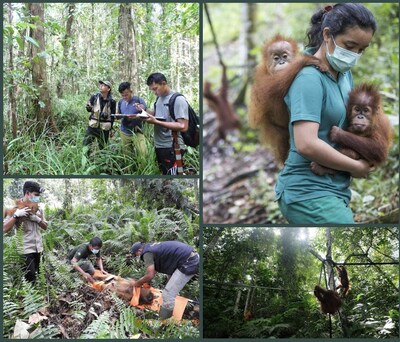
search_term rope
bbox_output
[323,262,328,288]
[318,263,324,285]
[318,260,333,338]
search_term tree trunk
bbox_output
[204,227,224,257]
[63,179,72,218]
[193,179,199,202]
[58,3,75,98]
[118,4,138,92]
[234,3,257,106]
[86,3,95,80]
[28,3,58,134]
[240,3,256,73]
[7,3,17,139]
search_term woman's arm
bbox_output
[294,121,372,178]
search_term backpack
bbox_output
[168,93,200,148]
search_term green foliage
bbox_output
[4,117,199,174]
[204,227,399,338]
[3,178,199,339]
[3,3,199,175]
[29,325,60,339]
[80,311,111,339]
[21,280,46,317]
[109,308,138,338]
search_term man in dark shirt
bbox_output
[130,241,199,319]
[68,237,107,283]
[83,80,116,151]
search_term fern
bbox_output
[109,292,127,314]
[102,232,131,255]
[30,324,59,339]
[36,255,49,300]
[21,279,46,317]
[80,311,110,339]
[3,177,199,339]
[3,229,25,284]
[3,299,20,317]
[151,319,200,339]
[109,307,138,338]
[45,253,78,291]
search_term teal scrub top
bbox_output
[275,65,353,205]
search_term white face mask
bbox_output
[326,36,362,73]
[92,249,99,254]
[28,193,40,203]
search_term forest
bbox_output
[203,3,399,224]
[3,178,199,339]
[203,227,399,338]
[3,3,199,175]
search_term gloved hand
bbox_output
[13,208,30,218]
[86,103,93,111]
[28,214,42,223]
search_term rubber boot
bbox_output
[159,306,173,320]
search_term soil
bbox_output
[45,285,120,339]
[42,284,199,338]
[203,111,285,224]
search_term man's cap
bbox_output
[99,80,112,89]
[23,181,45,194]
[131,242,143,255]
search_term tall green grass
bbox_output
[3,95,199,175]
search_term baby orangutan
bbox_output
[4,199,39,221]
[336,266,350,297]
[249,34,329,164]
[311,84,392,176]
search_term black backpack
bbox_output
[168,93,200,148]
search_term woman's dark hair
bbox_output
[146,72,167,85]
[306,3,377,48]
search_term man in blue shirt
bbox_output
[116,82,148,162]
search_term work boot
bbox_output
[158,306,173,320]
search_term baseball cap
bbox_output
[131,242,143,255]
[99,80,112,89]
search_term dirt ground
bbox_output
[202,111,285,224]
[40,285,198,338]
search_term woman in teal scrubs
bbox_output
[275,4,377,224]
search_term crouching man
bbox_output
[130,241,199,319]
[67,236,107,283]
